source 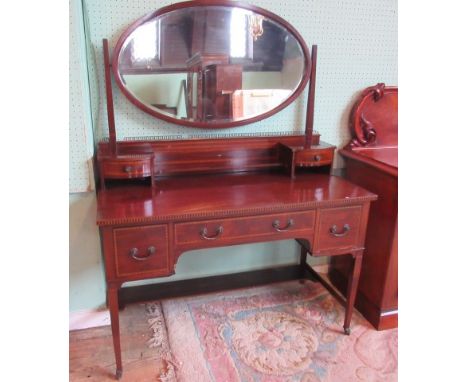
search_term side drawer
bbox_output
[175,211,315,247]
[314,206,362,254]
[295,147,334,167]
[101,157,152,179]
[113,225,170,277]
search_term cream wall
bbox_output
[69,0,95,192]
[69,193,105,311]
[70,0,103,312]
[69,0,397,313]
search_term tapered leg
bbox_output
[300,246,308,267]
[108,284,123,379]
[343,251,363,335]
[299,246,309,283]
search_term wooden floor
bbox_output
[69,303,170,381]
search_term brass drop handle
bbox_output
[272,219,294,232]
[124,165,134,173]
[200,226,223,240]
[129,246,155,261]
[329,224,350,237]
[314,155,322,161]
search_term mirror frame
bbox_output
[111,0,312,129]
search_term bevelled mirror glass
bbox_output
[112,1,311,128]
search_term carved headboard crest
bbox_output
[349,83,398,148]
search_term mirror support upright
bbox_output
[278,45,335,178]
[98,39,155,190]
[305,45,318,149]
[103,39,117,156]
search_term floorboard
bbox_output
[69,303,169,381]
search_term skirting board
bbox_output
[311,263,329,274]
[69,265,330,331]
[69,309,110,331]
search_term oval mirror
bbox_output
[113,1,311,128]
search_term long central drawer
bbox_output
[174,210,316,248]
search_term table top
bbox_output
[97,172,377,226]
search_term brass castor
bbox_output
[116,369,123,380]
[344,327,351,335]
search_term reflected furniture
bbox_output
[94,1,378,379]
[186,53,242,120]
[329,83,398,330]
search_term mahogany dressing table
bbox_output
[95,2,377,378]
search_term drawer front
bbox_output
[175,211,315,247]
[295,147,334,167]
[113,225,169,277]
[314,206,362,253]
[102,158,151,179]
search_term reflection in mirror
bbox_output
[116,5,308,125]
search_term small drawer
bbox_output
[314,206,362,253]
[101,156,152,179]
[175,211,315,247]
[113,225,170,277]
[295,147,334,167]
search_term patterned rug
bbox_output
[147,280,397,382]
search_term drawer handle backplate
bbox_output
[129,246,156,261]
[124,165,134,173]
[329,224,351,237]
[200,226,223,240]
[272,219,295,232]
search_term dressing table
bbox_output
[95,1,377,378]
